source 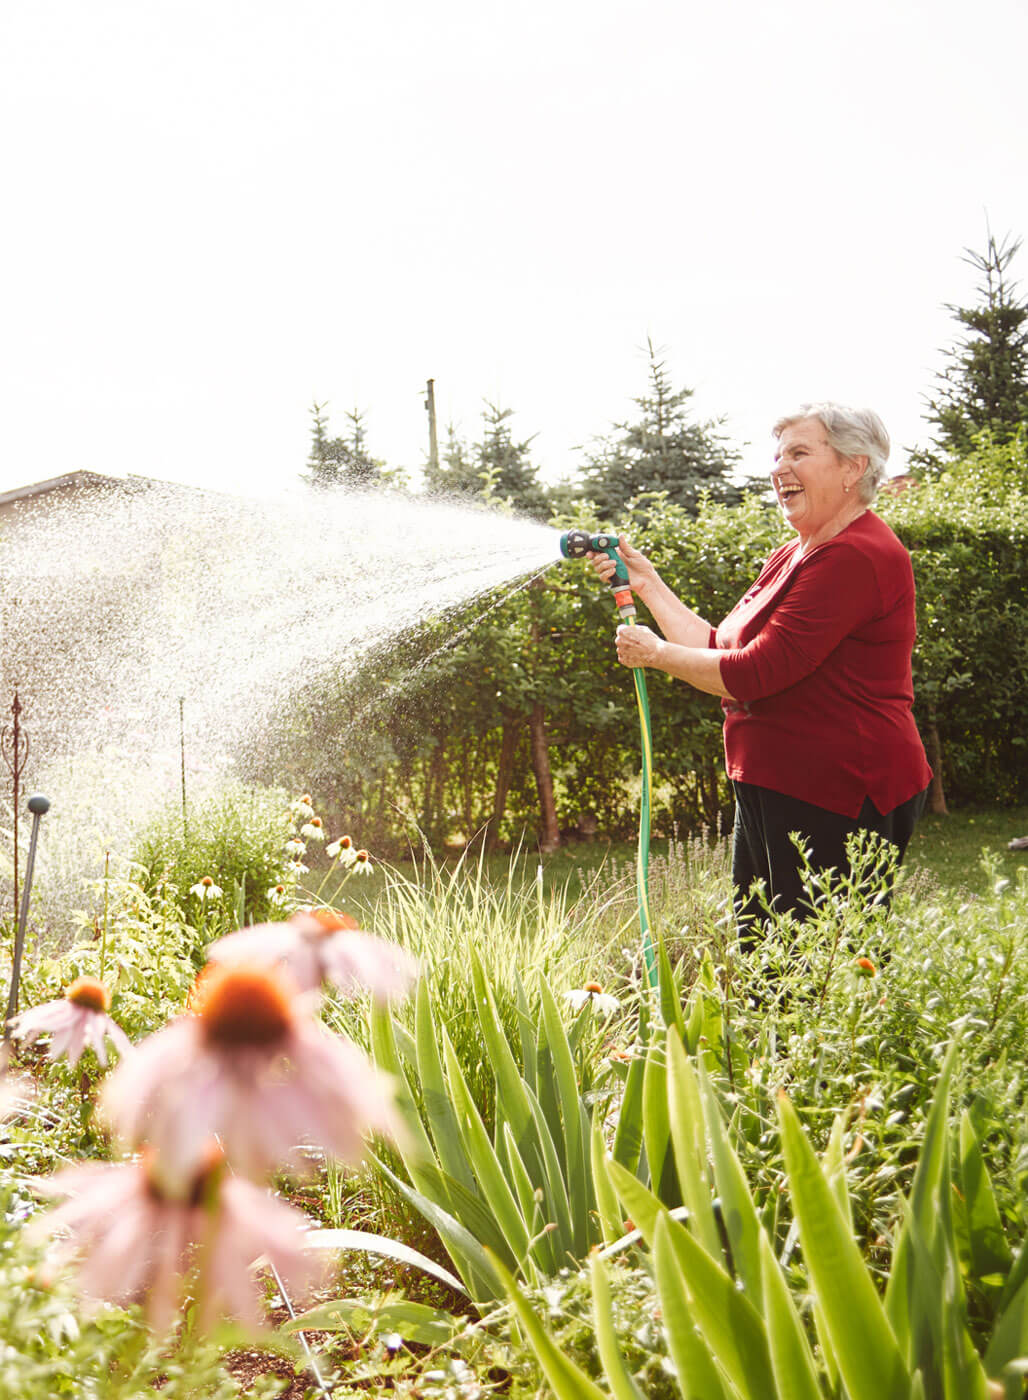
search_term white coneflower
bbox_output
[189,876,223,902]
[290,795,315,821]
[9,978,132,1068]
[351,849,373,876]
[208,910,417,1001]
[101,961,399,1186]
[326,834,357,865]
[565,982,621,1017]
[300,817,325,842]
[284,839,306,859]
[266,883,289,905]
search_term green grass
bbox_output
[313,805,1028,919]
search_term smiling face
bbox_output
[771,418,866,545]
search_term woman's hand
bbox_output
[587,535,658,598]
[615,623,664,669]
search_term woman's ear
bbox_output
[845,455,870,491]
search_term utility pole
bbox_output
[425,379,439,478]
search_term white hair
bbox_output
[773,403,890,504]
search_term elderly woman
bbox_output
[592,403,932,930]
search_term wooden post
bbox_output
[425,379,439,478]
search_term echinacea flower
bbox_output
[326,834,356,864]
[284,839,306,858]
[351,849,373,876]
[266,883,289,905]
[290,795,315,821]
[565,982,621,1017]
[101,961,399,1185]
[207,910,418,1001]
[300,818,325,842]
[9,978,132,1068]
[32,1146,321,1332]
[190,876,223,902]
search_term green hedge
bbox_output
[247,441,1028,848]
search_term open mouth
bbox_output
[778,484,804,502]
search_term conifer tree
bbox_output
[424,402,550,519]
[301,401,389,490]
[918,231,1028,466]
[580,339,741,517]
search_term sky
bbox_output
[1,0,1026,500]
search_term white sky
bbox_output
[1,0,1026,499]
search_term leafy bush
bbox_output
[131,781,293,927]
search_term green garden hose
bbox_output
[558,531,657,988]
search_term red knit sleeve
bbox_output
[718,543,881,703]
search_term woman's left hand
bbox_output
[616,624,664,669]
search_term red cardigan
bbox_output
[713,511,932,818]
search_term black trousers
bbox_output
[731,779,929,937]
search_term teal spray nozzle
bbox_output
[558,529,629,586]
[558,529,636,621]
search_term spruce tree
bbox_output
[424,402,550,519]
[580,339,742,518]
[301,401,388,490]
[918,230,1028,466]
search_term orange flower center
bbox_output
[584,981,604,995]
[201,876,213,887]
[193,962,296,1047]
[300,794,312,805]
[355,849,369,863]
[338,836,352,849]
[311,817,322,827]
[291,908,358,941]
[65,977,111,1012]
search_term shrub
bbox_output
[130,781,293,926]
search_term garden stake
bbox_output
[559,531,657,987]
[1,689,29,927]
[4,793,50,1031]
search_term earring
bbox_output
[844,485,850,493]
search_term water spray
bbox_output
[558,531,656,988]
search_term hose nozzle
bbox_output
[559,530,629,586]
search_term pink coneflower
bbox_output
[9,978,132,1068]
[101,961,398,1186]
[32,1146,320,1332]
[206,910,418,1001]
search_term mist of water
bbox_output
[0,478,562,921]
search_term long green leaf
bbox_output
[525,1082,576,1258]
[538,975,591,1255]
[958,1109,1011,1282]
[374,1158,504,1305]
[592,1115,626,1244]
[758,1228,822,1400]
[414,978,477,1193]
[608,1158,771,1398]
[778,1093,909,1400]
[469,947,535,1153]
[491,1252,609,1400]
[612,1052,646,1172]
[697,1057,762,1298]
[502,1122,560,1274]
[642,1040,672,1198]
[300,1227,466,1294]
[665,1032,722,1260]
[650,1214,731,1400]
[369,1003,436,1165]
[589,1253,648,1400]
[440,1027,529,1265]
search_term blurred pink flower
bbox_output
[9,977,131,1068]
[32,1148,320,1332]
[102,961,398,1185]
[207,910,418,1001]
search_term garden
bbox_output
[2,440,1028,1398]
